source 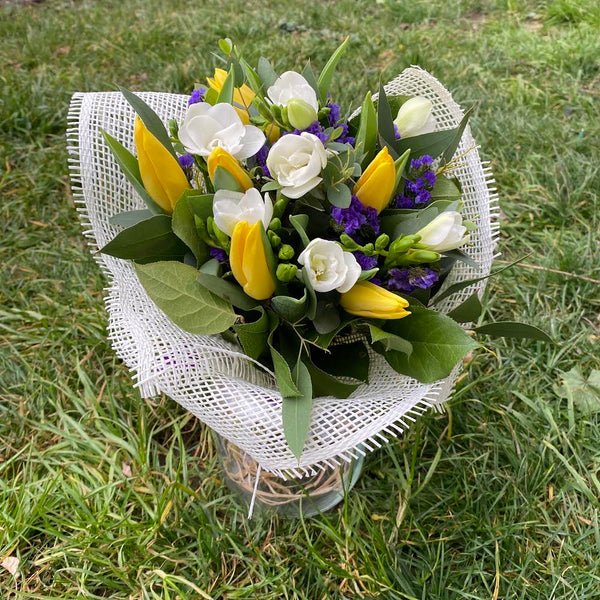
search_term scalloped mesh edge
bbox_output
[66,67,499,478]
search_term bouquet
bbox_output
[79,38,549,463]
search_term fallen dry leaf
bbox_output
[2,555,19,576]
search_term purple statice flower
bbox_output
[188,87,206,106]
[393,154,437,208]
[291,121,328,143]
[370,277,382,286]
[394,124,402,140]
[253,145,271,178]
[331,195,380,240]
[210,247,228,262]
[352,251,378,270]
[325,101,355,145]
[387,267,439,293]
[178,154,195,169]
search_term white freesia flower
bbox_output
[267,71,319,112]
[298,238,361,294]
[266,132,327,199]
[178,102,265,160]
[416,211,470,252]
[394,96,437,139]
[213,188,273,237]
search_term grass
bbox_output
[1,0,599,598]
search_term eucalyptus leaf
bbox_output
[216,67,235,104]
[197,272,259,311]
[384,309,478,383]
[99,215,187,260]
[289,214,310,247]
[198,258,220,276]
[282,359,313,460]
[234,308,270,360]
[101,131,165,214]
[475,321,554,343]
[271,291,308,323]
[181,190,214,220]
[302,60,322,103]
[446,292,483,323]
[257,57,278,90]
[135,261,237,335]
[327,183,352,208]
[109,209,154,227]
[172,197,209,266]
[119,88,177,160]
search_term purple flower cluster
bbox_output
[188,87,206,106]
[394,155,437,208]
[352,251,378,270]
[387,267,439,293]
[292,121,328,143]
[331,195,380,240]
[253,145,271,178]
[178,154,195,169]
[210,247,228,262]
[326,102,355,146]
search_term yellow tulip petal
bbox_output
[340,281,410,320]
[207,148,253,191]
[353,147,395,213]
[230,221,250,288]
[354,147,390,194]
[134,117,190,213]
[242,223,275,300]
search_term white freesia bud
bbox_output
[213,188,273,237]
[267,71,319,113]
[266,132,327,199]
[416,211,470,252]
[178,102,265,160]
[394,96,437,139]
[286,98,318,130]
[297,238,361,293]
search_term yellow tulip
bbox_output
[340,281,410,320]
[229,221,276,300]
[264,122,281,144]
[134,117,190,213]
[207,67,255,124]
[353,146,396,213]
[207,148,253,191]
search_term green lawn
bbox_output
[1,0,599,598]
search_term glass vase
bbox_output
[215,433,364,518]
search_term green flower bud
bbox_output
[278,244,294,260]
[406,249,441,263]
[287,98,319,130]
[363,243,374,254]
[339,234,359,250]
[375,233,390,251]
[389,235,416,254]
[207,217,230,250]
[273,197,289,219]
[268,230,281,248]
[269,217,282,231]
[276,263,298,282]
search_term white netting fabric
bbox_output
[67,67,499,477]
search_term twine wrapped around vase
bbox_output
[66,67,499,478]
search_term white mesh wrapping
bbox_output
[67,67,498,477]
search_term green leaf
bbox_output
[302,60,323,103]
[384,309,479,383]
[119,87,177,160]
[377,82,397,148]
[392,149,411,196]
[271,291,308,323]
[203,87,218,105]
[109,209,154,227]
[257,57,278,90]
[198,258,220,275]
[368,324,412,355]
[475,321,554,343]
[358,267,379,281]
[301,268,318,320]
[216,67,235,104]
[396,109,471,161]
[135,261,237,335]
[354,92,378,168]
[99,215,187,260]
[327,183,352,208]
[304,358,361,399]
[196,272,259,311]
[212,165,243,192]
[317,36,349,100]
[267,314,301,398]
[234,308,270,360]
[101,131,165,214]
[311,341,370,383]
[431,175,463,201]
[442,108,473,163]
[181,190,214,220]
[312,301,341,335]
[308,318,358,349]
[261,180,281,193]
[554,368,600,415]
[447,292,483,323]
[282,359,313,460]
[432,254,531,304]
[239,57,263,96]
[172,196,209,266]
[289,214,310,248]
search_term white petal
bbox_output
[281,176,321,199]
[336,253,362,293]
[235,125,266,160]
[208,102,243,128]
